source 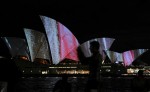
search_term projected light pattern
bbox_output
[105,49,149,66]
[80,38,115,60]
[40,16,60,64]
[2,37,30,60]
[123,49,148,66]
[105,50,123,63]
[40,16,79,64]
[134,49,149,59]
[57,22,79,61]
[24,28,51,62]
[123,50,134,66]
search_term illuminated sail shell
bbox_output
[105,49,149,66]
[2,37,30,60]
[40,16,79,64]
[24,28,51,62]
[80,38,115,60]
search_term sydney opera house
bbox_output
[1,1,150,92]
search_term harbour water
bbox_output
[13,76,148,92]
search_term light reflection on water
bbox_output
[15,77,88,92]
[14,77,146,92]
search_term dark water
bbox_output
[13,76,150,92]
[14,77,87,92]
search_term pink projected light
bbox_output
[105,49,149,66]
[57,22,79,62]
[123,49,149,66]
[40,16,79,64]
[123,50,134,66]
